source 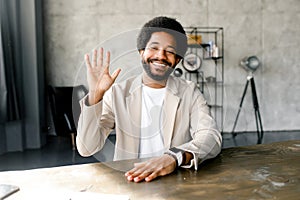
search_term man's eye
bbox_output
[150,47,158,50]
[166,50,176,55]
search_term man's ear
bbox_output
[139,49,144,56]
[175,57,182,65]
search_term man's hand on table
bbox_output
[125,154,176,183]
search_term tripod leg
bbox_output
[256,109,264,144]
[254,110,262,144]
[249,77,264,144]
[231,80,249,136]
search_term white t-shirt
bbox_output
[139,84,166,158]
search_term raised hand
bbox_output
[85,48,121,105]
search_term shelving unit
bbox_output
[180,27,224,132]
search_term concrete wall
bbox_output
[43,0,300,132]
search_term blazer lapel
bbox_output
[162,76,180,149]
[125,75,143,157]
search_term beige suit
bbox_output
[76,75,222,170]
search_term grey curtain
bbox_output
[0,0,21,123]
[1,0,46,153]
[0,23,7,123]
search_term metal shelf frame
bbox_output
[183,27,224,132]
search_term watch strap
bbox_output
[164,147,185,167]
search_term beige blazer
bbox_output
[76,75,222,169]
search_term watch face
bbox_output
[168,147,184,167]
[182,53,202,72]
[169,147,181,153]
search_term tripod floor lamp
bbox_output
[231,56,264,144]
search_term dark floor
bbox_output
[0,135,116,172]
[0,131,299,172]
[222,130,300,148]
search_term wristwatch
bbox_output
[164,147,185,167]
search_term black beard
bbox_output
[141,58,174,81]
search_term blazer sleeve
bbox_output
[177,87,222,170]
[76,90,115,157]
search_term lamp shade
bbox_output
[240,56,260,72]
[174,68,183,77]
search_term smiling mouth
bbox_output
[149,59,171,70]
[152,61,167,68]
[142,59,174,81]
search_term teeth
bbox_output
[152,62,166,67]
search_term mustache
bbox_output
[145,58,172,68]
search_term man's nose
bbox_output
[155,49,167,60]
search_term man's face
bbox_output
[140,32,181,81]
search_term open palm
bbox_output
[85,48,121,105]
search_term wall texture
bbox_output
[43,0,300,132]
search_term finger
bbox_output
[125,164,142,177]
[134,171,152,183]
[144,165,170,182]
[102,51,111,74]
[128,167,145,178]
[126,165,149,181]
[111,68,121,81]
[92,49,97,67]
[125,169,135,177]
[125,169,142,181]
[126,174,134,181]
[105,51,110,68]
[145,171,159,182]
[133,161,146,167]
[85,54,92,71]
[125,161,145,176]
[98,47,103,67]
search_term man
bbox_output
[76,16,222,183]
